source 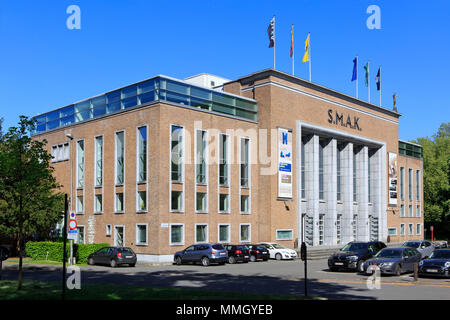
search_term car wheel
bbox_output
[357,260,365,273]
[129,263,136,267]
[263,258,269,261]
[329,267,338,272]
[228,256,236,264]
[175,256,182,265]
[250,255,256,262]
[396,265,402,276]
[275,253,282,261]
[110,259,117,268]
[88,258,94,265]
[201,257,210,267]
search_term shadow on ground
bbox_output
[2,263,376,300]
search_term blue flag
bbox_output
[351,57,357,81]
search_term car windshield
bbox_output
[273,244,285,249]
[120,248,134,254]
[212,244,224,250]
[429,250,450,259]
[237,245,249,250]
[375,249,403,258]
[403,242,420,248]
[341,243,368,252]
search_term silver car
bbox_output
[402,240,434,258]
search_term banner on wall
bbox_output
[278,128,293,199]
[388,152,398,206]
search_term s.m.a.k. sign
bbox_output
[327,109,362,131]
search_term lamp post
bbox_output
[66,133,74,265]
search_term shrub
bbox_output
[25,241,109,264]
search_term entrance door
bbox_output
[114,226,124,247]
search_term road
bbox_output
[3,259,450,300]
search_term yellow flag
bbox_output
[302,33,310,63]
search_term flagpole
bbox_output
[292,25,294,75]
[368,60,370,103]
[356,55,358,99]
[273,15,276,70]
[308,32,311,82]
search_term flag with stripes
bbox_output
[267,17,275,48]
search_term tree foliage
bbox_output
[413,122,450,238]
[0,116,65,289]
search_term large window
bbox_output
[195,224,208,243]
[240,224,251,242]
[218,224,230,243]
[408,168,413,201]
[51,143,69,162]
[115,193,124,212]
[76,140,84,188]
[219,194,229,213]
[196,130,207,184]
[416,170,420,201]
[137,126,147,182]
[115,131,125,185]
[137,191,147,212]
[400,223,405,236]
[240,138,250,188]
[94,136,103,186]
[76,226,85,244]
[240,195,249,214]
[171,190,183,211]
[171,125,183,182]
[400,204,405,217]
[76,195,83,214]
[170,224,184,245]
[276,229,293,241]
[400,167,405,200]
[219,134,229,186]
[136,224,148,245]
[196,192,207,212]
[94,194,102,213]
[319,140,324,200]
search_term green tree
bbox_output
[0,116,64,289]
[413,122,450,239]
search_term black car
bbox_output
[88,247,137,267]
[246,244,270,262]
[225,245,250,264]
[419,249,450,278]
[328,241,386,272]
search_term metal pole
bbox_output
[62,194,68,300]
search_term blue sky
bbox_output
[0,0,449,141]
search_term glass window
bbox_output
[166,80,188,95]
[400,224,405,236]
[170,225,184,245]
[138,80,155,94]
[136,225,147,245]
[76,196,83,213]
[240,225,250,242]
[400,205,405,217]
[195,225,208,243]
[196,192,207,212]
[76,140,84,188]
[107,90,121,104]
[122,96,137,109]
[138,91,155,105]
[171,125,183,182]
[94,194,102,213]
[218,225,230,243]
[171,191,183,211]
[416,170,420,201]
[276,230,293,240]
[137,191,147,211]
[115,132,125,184]
[196,130,207,184]
[240,195,249,213]
[416,224,421,235]
[409,205,413,217]
[219,194,229,213]
[76,226,85,244]
[115,193,124,212]
[240,138,249,188]
[219,134,229,186]
[122,85,137,99]
[408,224,413,235]
[107,101,121,114]
[400,167,405,200]
[191,87,211,100]
[95,136,103,186]
[408,168,413,201]
[416,205,420,217]
[388,228,397,236]
[137,126,147,182]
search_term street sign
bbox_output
[69,219,77,230]
[67,229,77,240]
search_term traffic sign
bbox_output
[67,229,77,240]
[69,219,77,230]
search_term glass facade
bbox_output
[399,141,422,159]
[33,76,257,135]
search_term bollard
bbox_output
[413,263,418,281]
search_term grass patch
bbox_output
[0,280,309,300]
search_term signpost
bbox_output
[430,226,434,242]
[68,212,77,264]
[300,242,308,297]
[62,194,68,300]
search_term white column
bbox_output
[357,146,369,241]
[324,139,337,246]
[341,142,354,244]
[305,134,319,246]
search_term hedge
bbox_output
[25,241,109,264]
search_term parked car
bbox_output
[328,241,386,272]
[258,242,297,260]
[224,245,250,264]
[88,247,137,268]
[174,243,228,266]
[246,244,270,262]
[362,247,422,276]
[433,241,448,249]
[418,249,450,278]
[402,240,434,258]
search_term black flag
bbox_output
[376,67,381,91]
[267,17,275,48]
